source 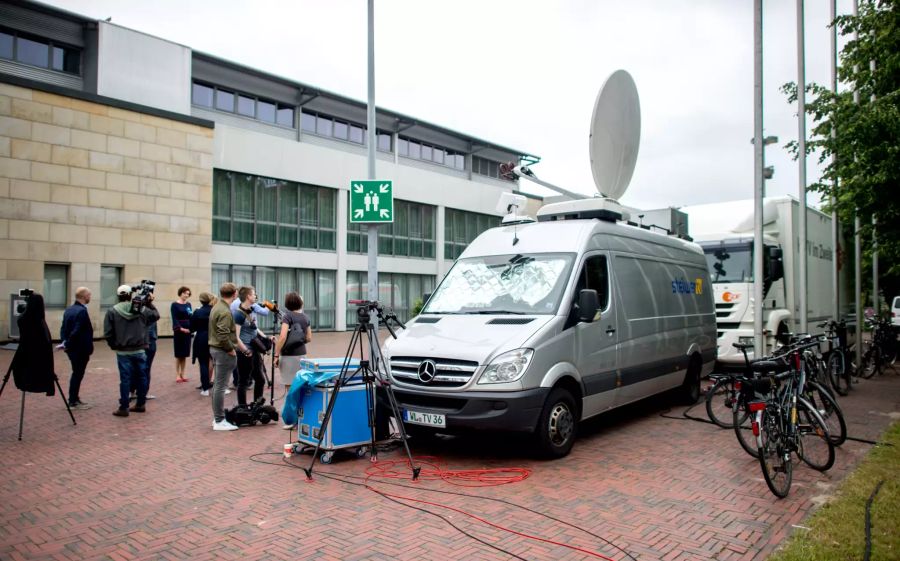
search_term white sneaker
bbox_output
[282,423,296,430]
[200,389,209,397]
[213,419,238,431]
[224,389,232,395]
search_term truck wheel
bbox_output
[680,355,702,404]
[534,387,578,459]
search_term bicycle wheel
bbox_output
[795,397,835,471]
[827,350,850,396]
[705,377,736,428]
[757,409,792,498]
[805,381,847,446]
[733,402,758,458]
[860,346,880,379]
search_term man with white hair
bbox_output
[60,286,94,410]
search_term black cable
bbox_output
[248,451,637,561]
[863,479,885,561]
[658,402,717,426]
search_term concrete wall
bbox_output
[0,82,213,340]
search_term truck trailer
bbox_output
[685,197,849,365]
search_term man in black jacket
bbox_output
[104,285,159,417]
[60,287,94,410]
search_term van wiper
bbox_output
[469,310,528,315]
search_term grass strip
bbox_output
[769,421,899,561]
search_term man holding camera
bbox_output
[60,287,94,410]
[104,284,159,417]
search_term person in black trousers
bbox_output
[191,292,216,396]
[60,287,94,410]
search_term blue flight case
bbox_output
[294,358,373,463]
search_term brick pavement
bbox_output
[0,332,898,561]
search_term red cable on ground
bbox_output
[364,455,530,487]
[372,487,619,561]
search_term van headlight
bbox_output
[478,349,533,384]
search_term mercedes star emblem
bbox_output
[417,359,437,383]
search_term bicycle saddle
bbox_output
[750,360,790,374]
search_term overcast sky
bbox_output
[46,0,857,210]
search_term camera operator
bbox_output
[104,284,159,417]
[60,287,93,409]
[229,292,269,390]
[233,286,271,407]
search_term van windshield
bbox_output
[424,253,575,315]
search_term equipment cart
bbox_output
[293,358,372,463]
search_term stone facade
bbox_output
[0,82,213,340]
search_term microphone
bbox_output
[262,300,279,312]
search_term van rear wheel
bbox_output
[534,387,578,459]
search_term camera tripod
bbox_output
[302,301,420,480]
[1,362,76,441]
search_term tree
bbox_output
[783,0,900,304]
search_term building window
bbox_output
[213,264,336,331]
[397,135,465,171]
[300,110,392,152]
[0,28,81,75]
[472,155,515,182]
[347,199,435,258]
[213,170,336,251]
[100,265,123,308]
[444,208,500,260]
[43,264,68,308]
[346,271,435,326]
[191,81,296,129]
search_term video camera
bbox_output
[349,299,406,337]
[130,280,156,313]
[16,288,34,314]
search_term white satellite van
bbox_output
[381,71,717,457]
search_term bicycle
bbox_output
[859,316,899,378]
[705,372,739,429]
[820,319,851,396]
[749,340,835,498]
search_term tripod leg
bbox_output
[56,377,77,426]
[18,391,25,441]
[0,364,12,398]
[367,326,420,480]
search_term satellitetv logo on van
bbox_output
[672,278,703,295]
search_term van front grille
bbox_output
[390,357,479,387]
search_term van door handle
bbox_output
[606,326,616,334]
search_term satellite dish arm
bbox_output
[510,166,587,201]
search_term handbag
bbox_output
[251,333,273,354]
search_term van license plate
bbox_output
[403,409,446,428]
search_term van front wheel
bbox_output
[534,388,578,459]
[680,355,702,404]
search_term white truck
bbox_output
[684,196,846,365]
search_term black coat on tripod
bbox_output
[11,294,56,395]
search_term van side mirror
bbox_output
[577,289,600,323]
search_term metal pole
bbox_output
[855,213,862,367]
[366,0,378,309]
[870,60,878,315]
[753,0,765,358]
[797,0,808,334]
[830,0,839,321]
[853,0,862,368]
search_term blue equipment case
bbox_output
[295,358,372,462]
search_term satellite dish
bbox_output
[589,70,641,201]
